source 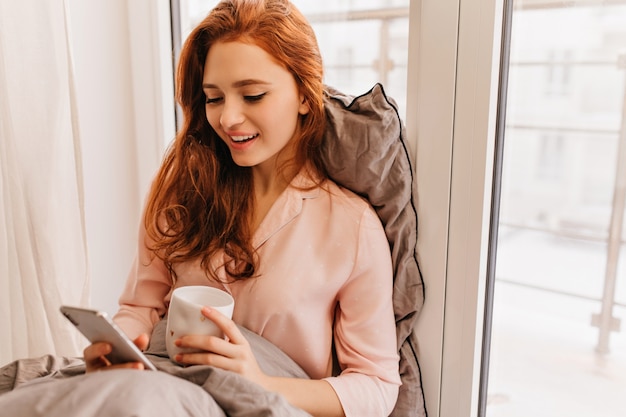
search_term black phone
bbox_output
[60,305,157,371]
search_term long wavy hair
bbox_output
[144,0,327,283]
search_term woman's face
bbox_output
[202,41,309,174]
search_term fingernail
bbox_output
[175,354,182,362]
[202,306,212,315]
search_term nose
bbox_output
[219,98,245,129]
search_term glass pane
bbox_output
[177,0,219,40]
[175,0,410,118]
[486,2,626,416]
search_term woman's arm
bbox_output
[113,207,173,339]
[262,377,344,417]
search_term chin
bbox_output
[230,157,257,168]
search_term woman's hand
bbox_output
[175,308,346,416]
[84,333,150,373]
[174,307,268,387]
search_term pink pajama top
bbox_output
[113,172,401,416]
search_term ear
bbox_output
[298,94,310,115]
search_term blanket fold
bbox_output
[0,319,311,417]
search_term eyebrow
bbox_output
[202,79,271,89]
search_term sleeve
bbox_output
[323,207,401,416]
[112,210,172,340]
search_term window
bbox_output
[173,0,409,117]
[486,3,626,416]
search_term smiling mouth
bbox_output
[230,134,259,143]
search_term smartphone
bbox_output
[60,305,157,371]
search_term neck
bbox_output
[252,163,290,197]
[250,166,296,232]
[252,136,300,196]
[251,157,300,229]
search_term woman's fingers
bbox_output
[84,342,111,371]
[83,332,150,373]
[170,308,266,384]
[84,341,112,372]
[173,307,249,360]
[84,341,111,358]
[133,333,150,351]
[175,334,235,357]
[174,337,257,377]
[103,362,145,371]
[200,306,246,345]
[175,350,234,369]
[174,335,239,370]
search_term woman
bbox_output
[85,1,401,415]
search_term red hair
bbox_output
[144,0,327,282]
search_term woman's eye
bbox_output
[205,97,223,104]
[244,93,266,102]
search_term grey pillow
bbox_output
[322,83,426,417]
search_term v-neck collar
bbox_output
[252,171,321,249]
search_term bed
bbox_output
[0,84,427,416]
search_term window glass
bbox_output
[486,2,626,416]
[175,0,409,118]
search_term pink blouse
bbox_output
[114,172,401,416]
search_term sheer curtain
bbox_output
[0,0,89,365]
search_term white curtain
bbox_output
[0,0,89,365]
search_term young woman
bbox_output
[84,1,401,415]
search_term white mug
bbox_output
[165,285,235,363]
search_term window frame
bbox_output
[410,0,505,415]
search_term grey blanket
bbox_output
[0,319,311,417]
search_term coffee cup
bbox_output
[165,285,234,362]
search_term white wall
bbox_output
[67,0,174,315]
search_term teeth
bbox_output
[231,134,257,142]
